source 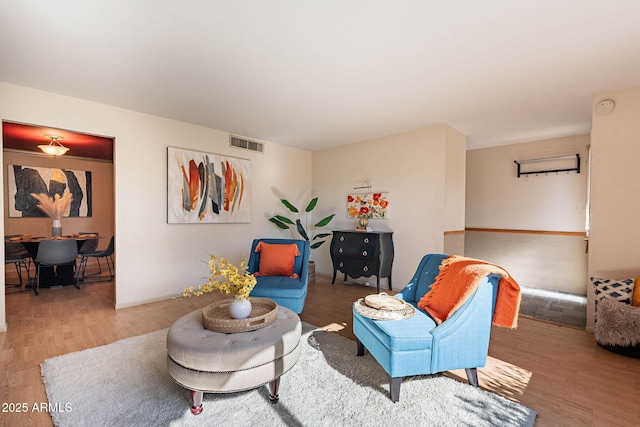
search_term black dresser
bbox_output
[330,230,394,293]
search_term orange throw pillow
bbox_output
[254,242,300,277]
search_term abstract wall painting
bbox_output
[7,165,92,218]
[347,192,390,219]
[167,147,251,223]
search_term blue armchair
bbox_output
[353,253,502,402]
[248,238,310,314]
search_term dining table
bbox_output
[6,234,98,288]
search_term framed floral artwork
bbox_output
[347,192,389,219]
[167,147,251,223]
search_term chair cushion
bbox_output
[254,242,300,277]
[353,304,436,352]
[252,276,307,298]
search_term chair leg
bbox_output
[73,262,80,290]
[106,255,114,279]
[82,257,100,279]
[95,258,103,276]
[5,261,26,290]
[465,368,479,387]
[356,338,401,402]
[390,377,402,402]
[79,256,86,280]
[12,262,23,287]
[23,259,32,286]
[34,264,40,296]
[81,255,114,282]
[27,259,32,284]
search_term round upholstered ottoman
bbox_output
[167,304,301,414]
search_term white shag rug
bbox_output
[41,323,536,426]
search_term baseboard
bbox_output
[115,293,178,309]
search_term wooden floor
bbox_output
[1,273,639,426]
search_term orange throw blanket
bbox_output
[417,255,521,328]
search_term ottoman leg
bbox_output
[190,390,204,415]
[268,377,280,404]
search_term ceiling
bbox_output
[1,1,639,152]
[2,122,113,161]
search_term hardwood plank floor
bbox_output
[1,273,639,426]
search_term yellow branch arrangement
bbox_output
[181,255,256,301]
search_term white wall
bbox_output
[444,126,466,233]
[0,83,311,331]
[588,85,640,330]
[464,135,589,295]
[311,124,465,289]
[465,230,587,294]
[466,135,589,231]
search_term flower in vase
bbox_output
[180,255,257,301]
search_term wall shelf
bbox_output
[514,154,580,178]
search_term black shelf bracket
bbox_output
[514,154,580,178]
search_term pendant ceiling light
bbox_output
[38,135,69,156]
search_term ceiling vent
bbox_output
[229,135,264,153]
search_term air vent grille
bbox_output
[230,135,264,153]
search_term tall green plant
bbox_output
[269,198,335,249]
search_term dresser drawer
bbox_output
[335,232,377,247]
[335,258,376,277]
[333,244,376,260]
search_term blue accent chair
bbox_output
[353,253,502,402]
[248,238,310,314]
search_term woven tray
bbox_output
[364,293,407,310]
[202,298,278,333]
[354,298,415,320]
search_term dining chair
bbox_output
[78,232,100,255]
[5,241,31,291]
[79,236,114,282]
[34,239,80,296]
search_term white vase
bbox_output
[229,296,252,319]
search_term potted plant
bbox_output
[269,197,335,281]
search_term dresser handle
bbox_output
[340,236,345,241]
[363,266,369,272]
[362,250,368,256]
[363,238,369,243]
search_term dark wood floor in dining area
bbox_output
[1,272,639,427]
